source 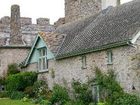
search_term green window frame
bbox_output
[38,48,48,72]
[81,55,87,69]
[107,50,113,65]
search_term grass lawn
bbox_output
[0,98,36,105]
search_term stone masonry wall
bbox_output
[37,45,140,94]
[0,48,30,77]
[65,0,101,23]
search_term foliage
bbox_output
[8,91,25,100]
[21,97,30,102]
[6,72,37,92]
[24,86,34,98]
[7,63,20,76]
[0,91,8,98]
[0,76,5,85]
[113,93,140,105]
[0,98,35,105]
[33,80,52,99]
[65,100,84,105]
[32,97,50,105]
[49,84,69,105]
[92,67,123,104]
[92,67,140,105]
[72,80,93,105]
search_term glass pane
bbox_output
[43,58,45,70]
[82,56,86,69]
[39,59,41,70]
[42,48,47,56]
[45,58,48,69]
[39,50,42,56]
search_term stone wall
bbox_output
[20,17,32,26]
[0,47,30,77]
[65,0,101,23]
[37,18,50,26]
[37,45,140,94]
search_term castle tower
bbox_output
[101,0,120,10]
[65,0,101,23]
[10,4,22,45]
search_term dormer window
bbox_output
[38,48,48,72]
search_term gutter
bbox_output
[0,45,31,49]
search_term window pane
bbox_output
[43,58,45,70]
[39,59,41,70]
[42,49,46,56]
[107,50,113,64]
[38,48,48,71]
[81,56,86,69]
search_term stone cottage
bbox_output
[24,0,140,94]
[0,4,55,77]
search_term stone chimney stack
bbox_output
[10,4,22,45]
[101,0,120,10]
[65,0,101,23]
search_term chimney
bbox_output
[101,0,120,10]
[10,4,22,45]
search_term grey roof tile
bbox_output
[56,0,140,59]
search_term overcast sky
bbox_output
[0,0,133,24]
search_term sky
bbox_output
[0,0,133,24]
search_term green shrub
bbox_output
[7,63,20,76]
[21,97,30,102]
[24,86,34,97]
[8,91,25,100]
[113,93,140,105]
[33,80,52,99]
[32,97,50,105]
[72,80,92,105]
[65,100,84,105]
[0,91,8,98]
[49,84,69,105]
[92,67,123,104]
[0,77,5,85]
[6,72,37,92]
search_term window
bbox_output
[38,48,48,72]
[0,59,1,67]
[81,55,87,69]
[92,84,100,103]
[107,50,113,65]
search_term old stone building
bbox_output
[0,4,55,77]
[24,0,140,95]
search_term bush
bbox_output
[6,72,37,92]
[72,80,92,105]
[7,63,20,76]
[0,91,8,98]
[0,77,5,85]
[92,67,140,105]
[65,100,84,105]
[93,67,123,104]
[24,86,34,97]
[113,93,140,105]
[8,91,25,100]
[49,84,69,105]
[33,80,51,99]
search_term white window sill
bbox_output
[38,69,48,73]
[107,63,113,65]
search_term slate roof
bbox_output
[55,0,140,59]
